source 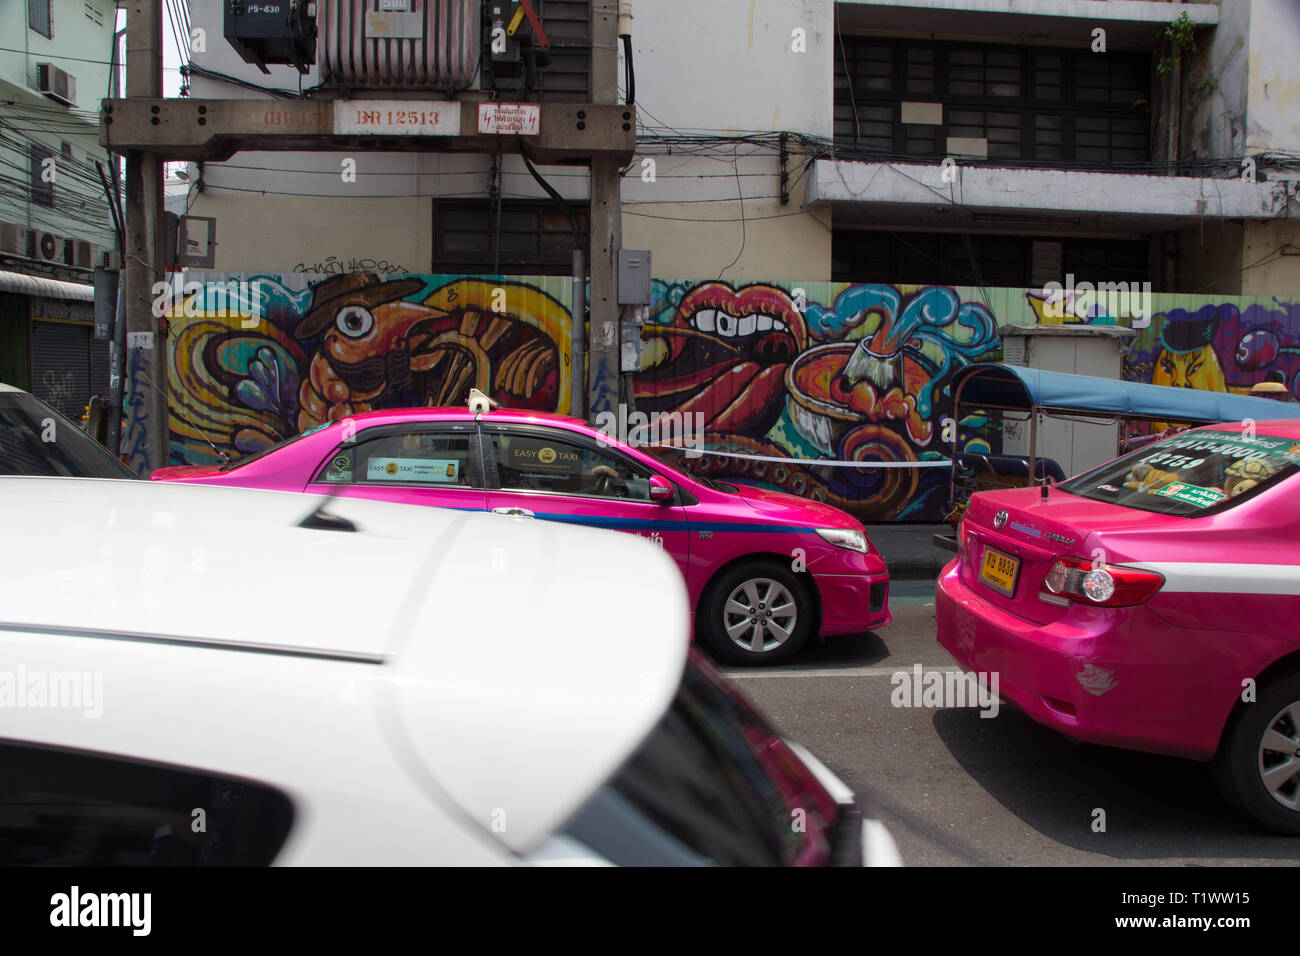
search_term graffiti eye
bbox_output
[336,305,375,338]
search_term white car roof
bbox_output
[0,477,691,853]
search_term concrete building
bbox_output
[178,1,1299,294]
[0,0,119,417]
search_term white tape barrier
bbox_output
[644,444,953,469]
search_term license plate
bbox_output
[979,546,1019,598]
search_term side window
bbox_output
[489,432,652,501]
[315,430,473,487]
[0,742,293,865]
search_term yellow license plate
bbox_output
[979,546,1019,597]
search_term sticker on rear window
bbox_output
[1097,484,1120,493]
[1153,482,1227,509]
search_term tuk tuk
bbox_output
[936,362,1298,547]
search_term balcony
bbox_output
[836,1,1219,48]
[807,158,1295,232]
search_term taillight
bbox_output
[1041,556,1164,608]
[957,518,971,563]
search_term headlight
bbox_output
[816,528,868,553]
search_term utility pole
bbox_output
[587,1,622,419]
[120,0,166,474]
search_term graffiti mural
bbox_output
[162,271,1300,521]
[165,274,574,465]
[632,281,1001,521]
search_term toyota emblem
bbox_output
[993,510,1009,530]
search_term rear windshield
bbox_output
[1059,428,1300,517]
[0,393,136,479]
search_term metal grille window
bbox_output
[834,36,1150,165]
[485,0,591,103]
[30,143,54,208]
[831,231,1151,287]
[432,200,588,274]
[28,0,52,38]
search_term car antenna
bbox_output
[297,484,359,532]
[137,369,231,463]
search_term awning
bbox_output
[0,270,94,303]
[950,362,1298,423]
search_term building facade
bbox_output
[0,0,119,418]
[157,0,1300,520]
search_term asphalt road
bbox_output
[722,580,1298,866]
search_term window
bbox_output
[315,428,475,487]
[432,200,588,275]
[0,742,293,865]
[0,391,136,479]
[564,651,850,866]
[30,143,54,208]
[833,36,1150,165]
[487,429,652,500]
[1059,430,1300,517]
[28,0,52,38]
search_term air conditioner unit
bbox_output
[0,221,25,255]
[29,229,65,263]
[71,240,96,269]
[100,250,121,269]
[36,63,76,107]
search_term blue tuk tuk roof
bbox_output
[950,362,1298,422]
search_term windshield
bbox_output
[0,392,136,479]
[220,421,336,471]
[1058,428,1300,517]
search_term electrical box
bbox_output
[225,0,317,74]
[618,249,651,305]
[998,323,1137,476]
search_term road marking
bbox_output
[722,664,962,679]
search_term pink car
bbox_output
[936,420,1300,833]
[153,406,891,665]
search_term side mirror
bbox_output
[648,475,675,503]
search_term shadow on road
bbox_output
[932,705,1298,861]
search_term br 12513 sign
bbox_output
[333,101,461,135]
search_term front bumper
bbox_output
[934,558,1226,760]
[815,569,891,636]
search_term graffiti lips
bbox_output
[636,282,808,435]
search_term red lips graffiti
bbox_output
[635,283,808,434]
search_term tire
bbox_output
[698,561,813,667]
[1212,671,1300,835]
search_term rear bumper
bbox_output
[935,558,1228,760]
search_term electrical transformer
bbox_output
[224,0,318,74]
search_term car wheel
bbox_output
[1212,672,1300,835]
[699,562,812,667]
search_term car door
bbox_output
[305,421,489,512]
[479,423,691,575]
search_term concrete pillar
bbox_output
[121,1,166,474]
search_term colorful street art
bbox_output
[634,281,1000,521]
[165,274,574,466]
[161,272,1300,521]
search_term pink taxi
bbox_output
[936,420,1300,833]
[153,405,891,665]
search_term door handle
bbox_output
[492,507,535,518]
